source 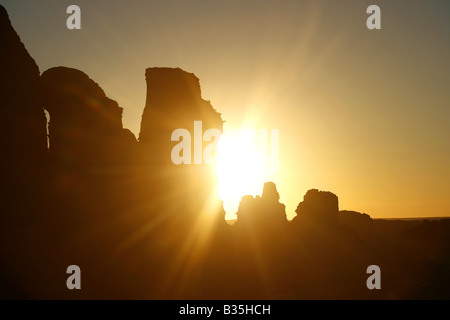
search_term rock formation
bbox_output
[260,182,287,225]
[0,5,48,298]
[40,66,136,170]
[40,66,138,230]
[292,189,340,228]
[0,5,47,161]
[338,210,375,239]
[236,182,287,229]
[0,5,48,222]
[236,195,261,224]
[138,67,224,226]
[139,67,223,147]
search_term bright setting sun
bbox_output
[215,128,278,219]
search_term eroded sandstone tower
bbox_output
[139,67,225,226]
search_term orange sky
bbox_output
[2,0,449,219]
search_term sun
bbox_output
[215,129,268,219]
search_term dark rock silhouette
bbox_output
[39,66,138,238]
[236,182,287,229]
[261,181,280,202]
[261,181,287,224]
[339,210,375,240]
[292,189,340,229]
[0,5,48,225]
[0,5,47,161]
[138,67,225,229]
[236,195,260,224]
[40,66,136,170]
[0,5,48,298]
[139,67,222,146]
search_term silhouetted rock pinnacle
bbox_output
[0,4,47,162]
[261,181,280,202]
[0,4,48,222]
[139,67,222,147]
[236,182,287,230]
[139,67,223,169]
[138,67,224,228]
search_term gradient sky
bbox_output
[1,0,449,219]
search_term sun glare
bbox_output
[216,129,269,219]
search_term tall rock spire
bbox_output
[138,67,225,227]
[139,67,222,159]
[0,5,47,163]
[0,5,48,223]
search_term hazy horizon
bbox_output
[1,0,449,220]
